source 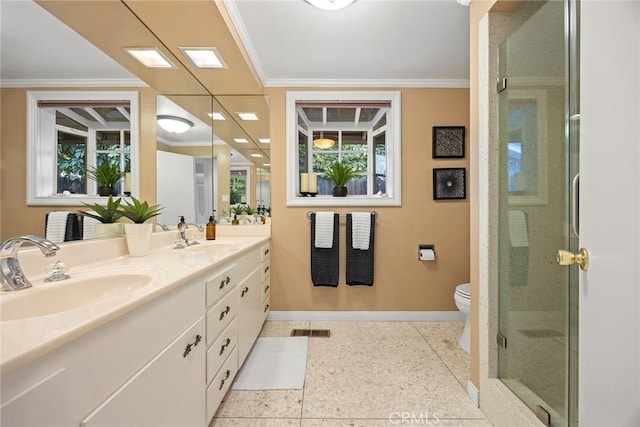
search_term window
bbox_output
[286,91,401,206]
[27,91,139,205]
[230,167,250,205]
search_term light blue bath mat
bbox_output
[232,337,308,390]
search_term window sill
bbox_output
[27,195,134,207]
[286,194,401,207]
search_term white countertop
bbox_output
[0,234,268,374]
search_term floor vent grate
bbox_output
[291,329,331,338]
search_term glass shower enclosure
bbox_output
[496,1,579,426]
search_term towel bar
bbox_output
[306,211,377,220]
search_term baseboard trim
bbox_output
[267,311,465,322]
[467,380,480,407]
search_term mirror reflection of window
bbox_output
[507,101,538,196]
[27,91,138,205]
[230,168,249,204]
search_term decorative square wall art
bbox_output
[432,126,465,158]
[433,168,466,200]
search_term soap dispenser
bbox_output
[206,213,216,240]
[177,216,186,229]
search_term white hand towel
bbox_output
[82,214,100,240]
[314,212,334,249]
[351,212,371,250]
[508,210,529,247]
[46,211,71,243]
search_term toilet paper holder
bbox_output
[418,244,436,261]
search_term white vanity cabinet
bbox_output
[0,237,270,427]
[261,243,271,320]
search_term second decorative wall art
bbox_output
[433,168,466,200]
[432,126,465,158]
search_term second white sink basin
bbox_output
[1,273,154,322]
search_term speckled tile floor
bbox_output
[210,321,491,427]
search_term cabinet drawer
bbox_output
[262,279,270,303]
[206,319,238,385]
[261,244,271,262]
[261,259,270,282]
[206,347,237,423]
[206,291,238,346]
[205,263,236,308]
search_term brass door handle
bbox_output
[557,248,589,271]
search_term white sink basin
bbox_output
[1,273,153,321]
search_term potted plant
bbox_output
[119,197,163,256]
[324,161,357,197]
[78,195,125,238]
[230,205,245,225]
[87,162,125,196]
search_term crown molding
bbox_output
[0,78,148,88]
[265,78,470,88]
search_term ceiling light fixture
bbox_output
[233,138,249,143]
[305,0,357,11]
[313,138,335,149]
[157,115,194,134]
[236,112,259,121]
[208,112,226,120]
[258,138,270,144]
[250,153,263,158]
[180,47,227,69]
[124,48,174,68]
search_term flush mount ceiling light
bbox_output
[233,138,249,143]
[157,115,194,134]
[313,138,336,149]
[258,138,270,144]
[236,112,259,121]
[179,47,227,69]
[124,48,175,68]
[305,0,356,11]
[208,112,226,120]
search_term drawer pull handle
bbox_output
[219,306,231,321]
[264,285,270,293]
[219,338,231,356]
[219,369,231,390]
[264,304,270,313]
[241,286,249,297]
[182,334,203,358]
[219,276,231,290]
[264,248,270,256]
[264,266,270,274]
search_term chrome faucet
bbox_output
[179,223,204,247]
[154,221,170,232]
[0,235,60,291]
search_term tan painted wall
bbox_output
[0,87,157,239]
[266,87,470,311]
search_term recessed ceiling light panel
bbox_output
[180,47,227,69]
[233,138,249,143]
[250,153,263,158]
[258,138,270,144]
[236,112,259,121]
[305,0,357,11]
[124,48,175,68]
[208,112,226,120]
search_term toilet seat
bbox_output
[455,283,471,299]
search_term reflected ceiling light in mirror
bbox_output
[258,138,270,144]
[233,138,249,143]
[179,47,227,69]
[305,0,356,11]
[313,138,336,149]
[157,115,194,134]
[208,112,226,120]
[250,153,263,158]
[124,47,175,68]
[236,112,259,121]
[264,163,271,167]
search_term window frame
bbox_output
[26,91,139,206]
[286,91,402,206]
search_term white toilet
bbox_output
[454,283,471,353]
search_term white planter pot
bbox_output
[124,223,153,257]
[95,223,125,239]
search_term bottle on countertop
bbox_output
[206,213,216,240]
[177,216,186,229]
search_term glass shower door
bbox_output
[496,1,579,426]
